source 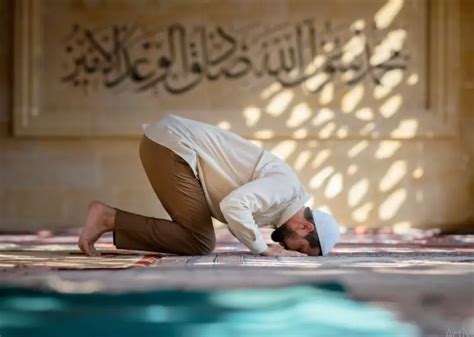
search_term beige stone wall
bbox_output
[1,0,169,230]
[15,0,430,137]
[0,0,473,231]
[460,0,474,226]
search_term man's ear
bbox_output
[297,221,314,232]
[303,221,315,232]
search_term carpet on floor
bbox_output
[0,250,158,270]
[0,230,472,270]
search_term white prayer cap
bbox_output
[311,209,340,255]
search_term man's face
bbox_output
[271,222,321,256]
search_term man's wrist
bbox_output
[248,231,268,255]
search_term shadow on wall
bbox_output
[205,0,458,233]
[13,0,469,231]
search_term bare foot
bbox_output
[78,200,116,256]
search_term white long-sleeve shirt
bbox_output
[142,113,311,254]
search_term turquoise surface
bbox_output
[0,283,418,337]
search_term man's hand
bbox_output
[261,244,307,257]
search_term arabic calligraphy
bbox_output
[61,19,409,95]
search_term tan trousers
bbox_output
[112,134,216,255]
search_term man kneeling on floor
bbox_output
[78,114,340,257]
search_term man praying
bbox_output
[78,114,340,257]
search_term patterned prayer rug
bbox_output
[0,229,472,269]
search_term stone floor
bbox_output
[0,227,473,337]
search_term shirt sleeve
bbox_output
[219,172,297,255]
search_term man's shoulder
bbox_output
[256,151,297,175]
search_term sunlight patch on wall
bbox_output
[348,141,369,158]
[351,19,366,31]
[323,41,335,53]
[374,0,405,30]
[359,122,376,136]
[325,173,343,199]
[341,33,366,64]
[407,73,419,86]
[311,108,334,126]
[370,29,407,65]
[270,141,297,161]
[348,178,369,207]
[352,202,374,222]
[287,103,312,128]
[375,141,401,159]
[379,188,407,220]
[380,94,402,118]
[311,149,331,168]
[253,129,274,139]
[336,126,349,138]
[217,121,231,130]
[341,70,356,83]
[305,73,330,92]
[347,164,358,176]
[379,160,407,192]
[412,167,424,179]
[309,166,334,189]
[294,150,313,171]
[266,90,294,116]
[341,84,364,113]
[355,107,374,121]
[374,70,404,99]
[390,119,418,138]
[319,122,337,138]
[319,83,334,105]
[260,82,282,99]
[243,107,261,127]
[304,55,326,76]
[293,128,308,139]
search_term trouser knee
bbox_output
[186,234,216,255]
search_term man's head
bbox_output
[271,207,340,256]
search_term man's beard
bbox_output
[271,223,296,243]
